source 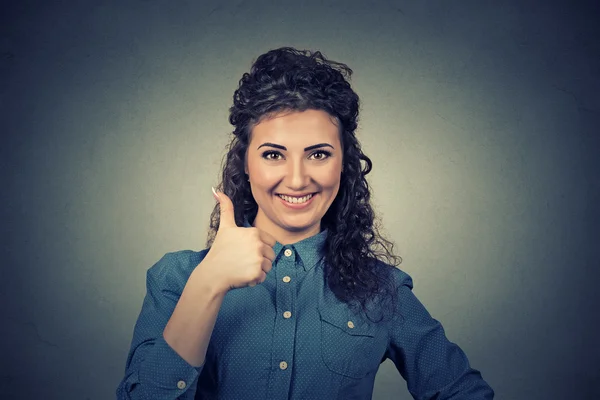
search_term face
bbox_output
[245,109,343,242]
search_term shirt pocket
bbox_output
[318,303,382,379]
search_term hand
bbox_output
[198,188,276,293]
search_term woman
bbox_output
[116,47,494,399]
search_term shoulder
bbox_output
[373,259,414,291]
[146,248,210,289]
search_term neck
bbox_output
[252,212,321,245]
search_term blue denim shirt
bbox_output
[116,226,494,399]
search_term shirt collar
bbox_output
[243,218,327,271]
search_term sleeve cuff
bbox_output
[137,335,204,397]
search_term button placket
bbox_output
[266,247,297,398]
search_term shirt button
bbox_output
[177,380,186,389]
[280,361,288,370]
[284,249,292,257]
[347,321,355,329]
[283,311,292,319]
[282,276,291,283]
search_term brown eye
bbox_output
[310,151,331,161]
[262,151,283,161]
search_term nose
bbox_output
[286,159,310,190]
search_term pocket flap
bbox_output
[318,302,376,337]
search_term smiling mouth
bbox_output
[276,193,315,204]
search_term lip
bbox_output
[276,192,317,209]
[276,192,317,197]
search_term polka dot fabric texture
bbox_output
[116,224,494,399]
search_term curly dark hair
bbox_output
[206,47,402,323]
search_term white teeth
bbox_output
[278,193,314,204]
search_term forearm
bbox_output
[417,367,494,400]
[116,252,223,399]
[163,267,226,367]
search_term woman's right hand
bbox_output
[197,188,276,294]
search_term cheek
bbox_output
[249,163,282,192]
[252,169,279,187]
[318,164,342,189]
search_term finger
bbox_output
[258,229,277,247]
[213,188,237,229]
[261,257,273,274]
[261,244,276,263]
[258,270,267,283]
[248,271,266,287]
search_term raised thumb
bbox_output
[212,187,237,229]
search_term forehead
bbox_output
[249,109,341,147]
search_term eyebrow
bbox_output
[257,142,335,151]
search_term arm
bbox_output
[386,271,495,400]
[116,251,226,400]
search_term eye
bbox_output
[309,150,332,161]
[262,150,283,161]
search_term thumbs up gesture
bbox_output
[199,188,276,293]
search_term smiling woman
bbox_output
[116,47,495,399]
[246,109,343,243]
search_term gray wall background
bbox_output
[2,1,599,399]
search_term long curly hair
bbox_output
[206,47,402,322]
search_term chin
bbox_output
[284,224,313,233]
[279,218,319,233]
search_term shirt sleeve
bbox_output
[386,270,495,400]
[116,251,207,400]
